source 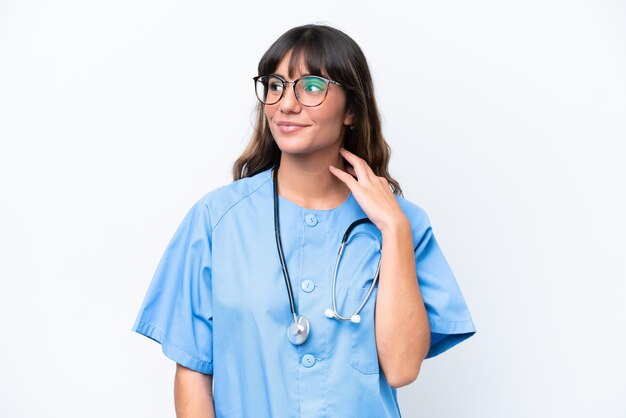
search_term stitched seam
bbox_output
[212,174,272,232]
[136,319,213,366]
[429,319,474,324]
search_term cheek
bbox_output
[264,105,275,120]
[313,108,345,130]
[264,106,280,135]
[314,95,347,128]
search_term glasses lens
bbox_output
[255,76,283,105]
[295,76,328,106]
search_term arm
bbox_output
[328,148,430,388]
[375,217,431,388]
[174,363,215,418]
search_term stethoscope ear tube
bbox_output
[341,218,371,246]
[328,241,382,322]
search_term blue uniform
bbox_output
[132,166,476,417]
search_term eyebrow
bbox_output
[273,72,320,80]
[274,72,298,79]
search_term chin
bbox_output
[273,134,313,153]
[272,130,339,157]
[277,145,315,156]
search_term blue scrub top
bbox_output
[132,166,476,417]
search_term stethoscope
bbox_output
[272,166,382,345]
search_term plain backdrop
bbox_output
[1,0,625,417]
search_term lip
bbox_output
[276,121,310,134]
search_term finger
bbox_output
[339,147,372,181]
[329,165,359,189]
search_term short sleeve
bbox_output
[131,198,214,374]
[412,210,477,359]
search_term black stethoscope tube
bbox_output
[272,166,299,325]
[272,165,378,344]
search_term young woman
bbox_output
[132,24,476,418]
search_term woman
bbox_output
[132,23,476,417]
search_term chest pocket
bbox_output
[349,285,380,375]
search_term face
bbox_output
[264,51,353,158]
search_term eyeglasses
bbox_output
[253,74,342,107]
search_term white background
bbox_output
[1,1,625,417]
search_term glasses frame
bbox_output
[252,74,342,107]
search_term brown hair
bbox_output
[232,23,403,196]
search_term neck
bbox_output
[275,150,351,210]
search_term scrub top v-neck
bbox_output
[132,166,477,418]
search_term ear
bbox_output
[343,109,354,127]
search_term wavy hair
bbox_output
[232,24,402,196]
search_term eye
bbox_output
[269,80,283,92]
[301,77,326,93]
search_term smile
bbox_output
[276,122,309,134]
[278,125,307,134]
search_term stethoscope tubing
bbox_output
[272,164,382,345]
[273,167,299,326]
[330,241,382,321]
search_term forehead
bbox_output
[273,50,327,79]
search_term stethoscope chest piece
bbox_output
[287,315,310,345]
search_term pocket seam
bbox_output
[348,286,380,375]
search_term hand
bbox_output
[329,147,408,233]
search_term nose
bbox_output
[278,82,301,113]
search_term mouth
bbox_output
[276,121,310,134]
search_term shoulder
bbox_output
[189,167,273,230]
